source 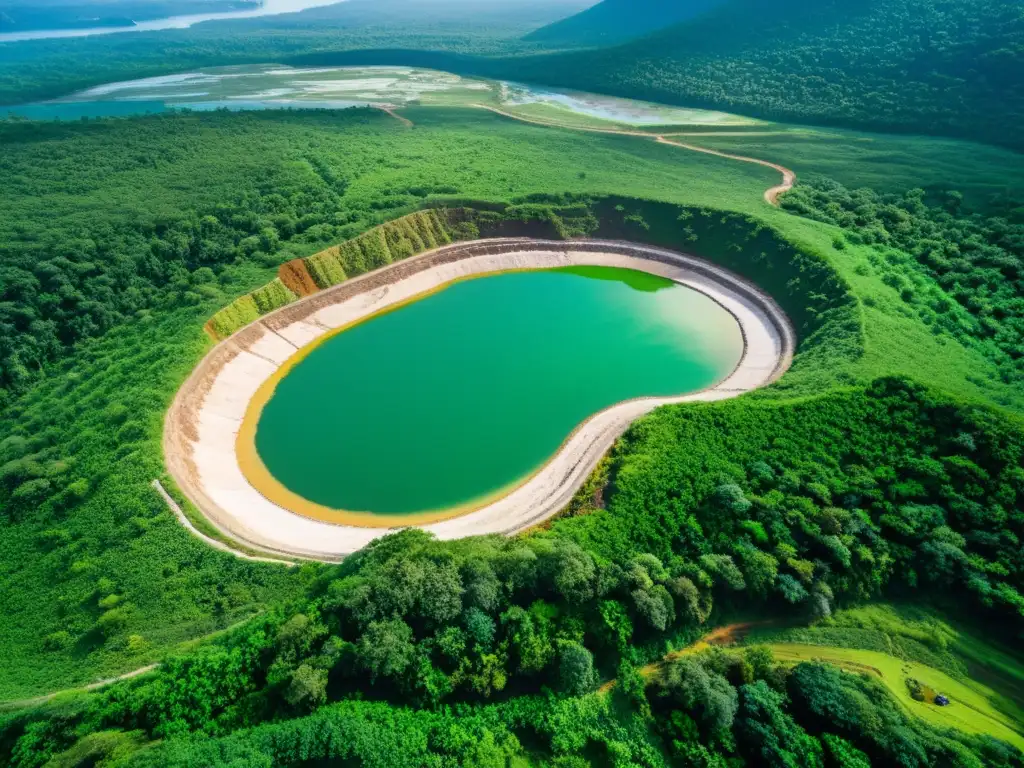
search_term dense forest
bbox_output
[523,0,726,47]
[505,0,1024,149]
[3,376,1023,765]
[782,178,1024,385]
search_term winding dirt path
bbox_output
[599,621,768,694]
[471,104,795,207]
[152,479,297,566]
[1,664,159,711]
[377,104,414,127]
[656,136,795,206]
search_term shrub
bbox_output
[43,631,73,652]
[559,643,597,696]
[208,294,260,339]
[250,278,296,315]
[96,607,130,638]
[304,248,348,289]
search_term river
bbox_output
[0,0,346,43]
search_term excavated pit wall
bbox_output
[164,239,795,562]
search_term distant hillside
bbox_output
[524,0,726,46]
[510,0,1024,149]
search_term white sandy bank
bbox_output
[163,239,794,561]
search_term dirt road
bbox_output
[2,664,159,711]
[599,621,765,694]
[471,104,795,207]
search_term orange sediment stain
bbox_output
[278,258,321,297]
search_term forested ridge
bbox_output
[503,0,1024,149]
[523,0,727,46]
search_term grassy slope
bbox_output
[457,99,1023,214]
[1,105,1021,700]
[725,205,1022,409]
[768,644,1024,750]
[679,128,1024,211]
[747,603,1024,749]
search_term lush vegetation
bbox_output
[1,95,1024,765]
[747,603,1024,747]
[783,177,1024,385]
[523,0,726,46]
[750,603,1024,681]
[10,648,1021,766]
[676,128,1024,216]
[504,0,1024,149]
[3,376,1024,765]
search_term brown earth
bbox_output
[377,105,414,127]
[279,258,320,297]
[599,621,769,694]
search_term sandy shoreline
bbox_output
[163,239,795,562]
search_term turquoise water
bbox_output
[2,101,168,120]
[254,267,744,515]
[1,99,373,121]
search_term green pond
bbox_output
[254,267,744,515]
